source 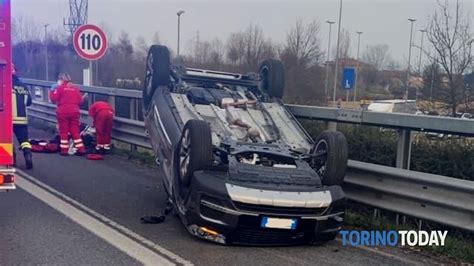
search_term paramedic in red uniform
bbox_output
[88,101,114,153]
[49,73,86,155]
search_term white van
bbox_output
[368,100,417,114]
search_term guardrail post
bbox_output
[327,122,337,131]
[396,129,412,169]
[108,95,115,110]
[42,87,49,102]
[130,99,137,120]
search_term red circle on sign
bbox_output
[73,24,108,60]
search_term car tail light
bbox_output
[0,174,14,184]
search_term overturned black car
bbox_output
[142,45,348,245]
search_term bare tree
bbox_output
[226,32,246,66]
[362,44,393,70]
[209,38,225,67]
[12,16,41,74]
[427,0,473,116]
[284,19,323,67]
[333,28,350,59]
[134,36,149,62]
[242,23,267,70]
[280,20,325,104]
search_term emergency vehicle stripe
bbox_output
[0,143,13,157]
[12,93,18,119]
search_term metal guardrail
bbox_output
[24,79,474,232]
[286,104,474,136]
[345,161,473,231]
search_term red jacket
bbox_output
[88,101,114,121]
[50,82,84,114]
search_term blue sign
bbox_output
[342,68,356,90]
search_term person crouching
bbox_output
[49,73,87,156]
[88,101,114,153]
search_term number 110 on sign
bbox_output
[73,24,107,60]
[80,33,101,51]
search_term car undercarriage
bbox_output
[142,45,349,245]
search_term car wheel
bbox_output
[176,120,213,188]
[312,130,348,186]
[143,45,170,110]
[259,59,285,99]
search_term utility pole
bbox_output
[44,24,49,81]
[405,18,416,101]
[324,21,335,105]
[354,31,363,102]
[332,0,343,103]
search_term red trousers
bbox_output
[95,109,114,148]
[57,112,85,154]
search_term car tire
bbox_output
[143,45,170,110]
[312,130,348,186]
[176,120,213,187]
[259,59,285,99]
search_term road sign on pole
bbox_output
[73,24,108,60]
[73,24,107,86]
[342,67,355,90]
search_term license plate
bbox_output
[261,217,298,230]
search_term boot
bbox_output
[23,148,33,169]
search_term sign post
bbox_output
[342,67,355,102]
[73,24,108,86]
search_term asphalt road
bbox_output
[0,128,444,265]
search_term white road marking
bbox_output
[16,169,192,266]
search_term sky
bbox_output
[12,0,474,64]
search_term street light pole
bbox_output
[44,24,49,81]
[405,18,416,101]
[354,31,363,102]
[418,29,427,74]
[177,10,185,58]
[332,0,343,103]
[324,21,335,105]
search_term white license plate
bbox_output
[261,217,298,230]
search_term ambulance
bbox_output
[0,0,16,190]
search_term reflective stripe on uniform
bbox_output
[60,144,69,149]
[13,117,28,125]
[60,140,69,144]
[20,142,32,149]
[73,139,83,144]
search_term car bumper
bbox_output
[181,170,346,245]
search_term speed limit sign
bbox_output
[73,24,108,60]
